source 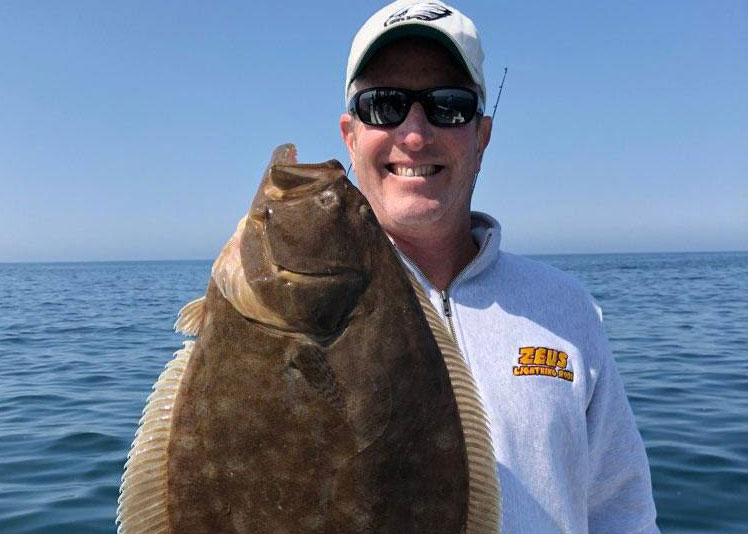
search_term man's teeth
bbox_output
[393,165,438,177]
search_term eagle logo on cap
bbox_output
[384,2,453,27]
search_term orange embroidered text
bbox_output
[513,346,574,382]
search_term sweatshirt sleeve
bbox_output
[585,313,660,533]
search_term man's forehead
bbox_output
[355,37,473,88]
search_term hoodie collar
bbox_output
[461,210,501,283]
[391,210,502,289]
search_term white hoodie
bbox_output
[398,212,659,534]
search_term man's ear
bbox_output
[340,113,356,161]
[476,115,492,171]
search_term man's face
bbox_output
[340,38,492,237]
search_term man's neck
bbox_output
[388,221,478,292]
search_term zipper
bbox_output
[440,289,459,342]
[395,256,459,342]
[402,231,493,350]
[439,232,493,345]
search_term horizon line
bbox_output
[1,249,746,265]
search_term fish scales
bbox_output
[117,144,500,533]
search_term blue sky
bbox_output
[1,0,746,262]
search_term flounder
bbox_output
[117,144,500,533]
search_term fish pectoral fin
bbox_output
[174,296,206,336]
[290,344,347,416]
[290,344,391,452]
[344,369,391,452]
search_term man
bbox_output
[339,1,659,532]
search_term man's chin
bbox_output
[382,200,445,230]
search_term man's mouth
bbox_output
[386,164,443,177]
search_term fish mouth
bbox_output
[274,264,364,283]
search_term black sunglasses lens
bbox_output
[357,89,409,126]
[353,87,478,126]
[423,88,477,125]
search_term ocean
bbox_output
[0,252,746,533]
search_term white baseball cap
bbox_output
[344,0,486,105]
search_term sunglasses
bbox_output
[348,86,483,127]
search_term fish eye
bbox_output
[316,190,340,209]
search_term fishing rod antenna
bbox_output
[491,67,509,121]
[470,67,508,194]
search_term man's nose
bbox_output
[395,103,434,151]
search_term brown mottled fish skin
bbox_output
[133,144,472,532]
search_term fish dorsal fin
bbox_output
[406,270,502,534]
[174,296,206,336]
[211,216,292,330]
[116,340,196,534]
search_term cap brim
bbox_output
[350,24,474,90]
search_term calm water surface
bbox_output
[0,253,746,533]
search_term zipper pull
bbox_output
[441,290,452,318]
